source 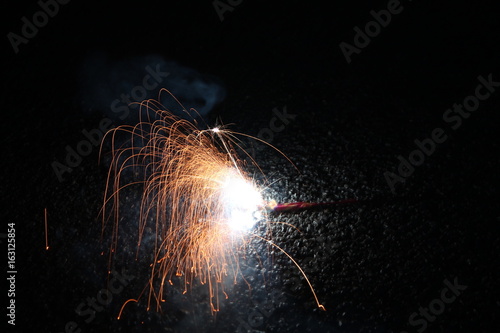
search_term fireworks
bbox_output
[101,91,325,317]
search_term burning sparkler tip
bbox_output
[102,97,328,316]
[264,200,278,211]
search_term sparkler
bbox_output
[101,91,328,317]
[267,198,358,213]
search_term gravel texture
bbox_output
[3,1,499,332]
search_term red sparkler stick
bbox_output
[270,198,358,212]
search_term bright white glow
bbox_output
[220,172,263,232]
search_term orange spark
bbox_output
[44,208,49,250]
[101,90,324,316]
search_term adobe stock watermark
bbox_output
[243,106,296,162]
[7,0,71,54]
[213,0,243,22]
[401,277,467,333]
[287,237,467,333]
[51,64,169,182]
[339,0,409,64]
[385,73,499,194]
[56,269,135,333]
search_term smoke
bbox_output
[77,52,226,123]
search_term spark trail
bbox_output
[101,91,326,316]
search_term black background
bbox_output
[3,1,500,332]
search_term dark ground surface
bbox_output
[3,1,500,332]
